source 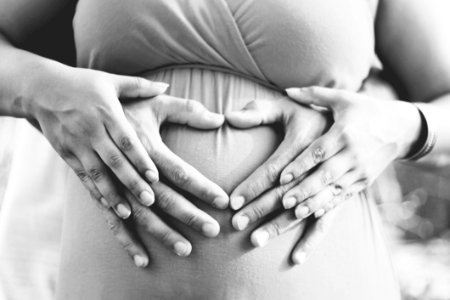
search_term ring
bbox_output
[331,184,343,197]
[312,147,325,163]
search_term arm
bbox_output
[229,0,450,263]
[376,0,450,167]
[0,0,228,266]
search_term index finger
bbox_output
[152,140,229,209]
[229,134,306,210]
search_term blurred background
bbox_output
[0,3,449,300]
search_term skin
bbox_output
[0,0,230,266]
[1,0,449,270]
[228,0,450,264]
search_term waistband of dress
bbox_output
[135,64,284,93]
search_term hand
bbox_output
[225,97,330,210]
[123,95,229,209]
[101,95,230,267]
[25,67,170,219]
[278,86,421,219]
[95,179,221,268]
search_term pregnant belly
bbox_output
[57,68,398,300]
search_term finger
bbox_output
[64,154,150,267]
[231,176,302,231]
[152,182,220,237]
[99,203,150,268]
[229,134,307,210]
[225,99,284,128]
[106,115,159,183]
[64,154,105,202]
[154,96,224,129]
[282,151,351,209]
[152,141,229,209]
[250,210,307,248]
[285,86,347,109]
[294,185,338,220]
[77,151,132,219]
[93,137,155,207]
[127,196,193,257]
[113,75,169,98]
[291,209,337,265]
[280,126,345,185]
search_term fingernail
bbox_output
[116,203,131,219]
[314,209,325,218]
[145,170,159,183]
[233,215,249,231]
[140,190,154,206]
[251,230,270,247]
[230,196,245,210]
[202,223,220,237]
[280,173,294,185]
[213,196,229,209]
[100,197,109,208]
[293,251,307,265]
[285,88,299,96]
[295,206,310,219]
[174,242,191,257]
[153,82,170,92]
[283,197,297,209]
[134,255,148,268]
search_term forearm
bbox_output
[0,33,74,118]
[409,95,450,168]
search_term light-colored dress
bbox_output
[0,0,401,299]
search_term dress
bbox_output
[0,0,401,299]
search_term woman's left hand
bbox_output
[278,86,421,219]
[229,85,422,265]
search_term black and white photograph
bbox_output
[0,0,449,299]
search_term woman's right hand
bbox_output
[23,66,228,219]
[97,94,231,267]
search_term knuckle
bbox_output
[184,214,200,227]
[320,169,334,185]
[56,145,73,159]
[311,146,325,163]
[107,152,123,169]
[75,169,90,183]
[246,182,262,200]
[131,206,147,221]
[157,192,175,211]
[158,230,174,245]
[120,239,135,252]
[132,77,144,90]
[126,179,143,195]
[184,99,199,113]
[297,188,311,201]
[106,218,122,235]
[88,167,104,182]
[267,222,282,236]
[251,205,267,220]
[170,167,190,186]
[264,162,280,183]
[118,136,133,152]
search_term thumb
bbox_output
[156,97,224,129]
[286,87,335,109]
[114,75,169,99]
[225,100,283,128]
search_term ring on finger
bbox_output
[331,184,343,197]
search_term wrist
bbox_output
[21,61,75,119]
[397,101,423,159]
[402,103,437,160]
